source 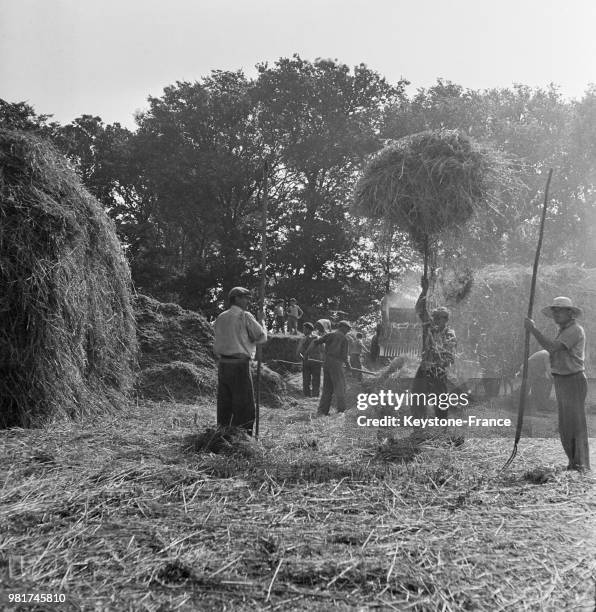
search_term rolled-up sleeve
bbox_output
[557,325,582,351]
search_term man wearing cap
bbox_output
[213,287,267,433]
[308,320,352,415]
[296,322,322,397]
[411,276,457,419]
[286,298,304,335]
[524,297,590,471]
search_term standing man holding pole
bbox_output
[213,287,267,434]
[524,297,590,472]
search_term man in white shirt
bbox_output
[213,287,267,433]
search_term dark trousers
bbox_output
[302,360,321,397]
[287,315,298,334]
[350,353,363,381]
[411,366,449,419]
[553,372,590,469]
[217,359,255,433]
[318,357,347,415]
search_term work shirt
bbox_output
[274,305,284,317]
[550,320,585,375]
[314,331,349,365]
[213,305,267,359]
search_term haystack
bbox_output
[352,129,514,252]
[134,295,286,407]
[261,335,303,373]
[0,129,136,427]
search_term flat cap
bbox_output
[228,286,251,300]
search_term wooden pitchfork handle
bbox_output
[301,355,376,376]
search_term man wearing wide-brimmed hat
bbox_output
[524,297,590,471]
[308,320,352,415]
[213,287,267,434]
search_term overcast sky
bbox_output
[2,0,595,129]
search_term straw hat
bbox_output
[337,320,352,330]
[541,296,582,319]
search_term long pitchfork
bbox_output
[501,168,553,470]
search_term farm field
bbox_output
[1,374,595,612]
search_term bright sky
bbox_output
[1,0,595,129]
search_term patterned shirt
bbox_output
[416,294,456,376]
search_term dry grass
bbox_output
[1,388,595,610]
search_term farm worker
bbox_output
[308,320,352,415]
[213,287,267,434]
[286,298,304,335]
[524,297,590,471]
[350,332,369,381]
[273,299,285,334]
[314,319,332,335]
[369,323,382,365]
[522,350,553,411]
[296,322,323,397]
[411,276,457,419]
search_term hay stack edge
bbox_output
[0,129,136,428]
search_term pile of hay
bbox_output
[448,264,596,377]
[189,426,259,457]
[0,129,136,428]
[261,335,304,373]
[135,295,286,407]
[352,129,514,250]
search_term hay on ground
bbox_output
[190,426,258,457]
[0,129,136,428]
[136,361,217,402]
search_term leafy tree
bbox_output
[0,99,58,135]
[130,72,266,310]
[254,55,409,317]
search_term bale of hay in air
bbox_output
[0,129,136,428]
[352,129,515,251]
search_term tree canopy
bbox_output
[3,61,596,320]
